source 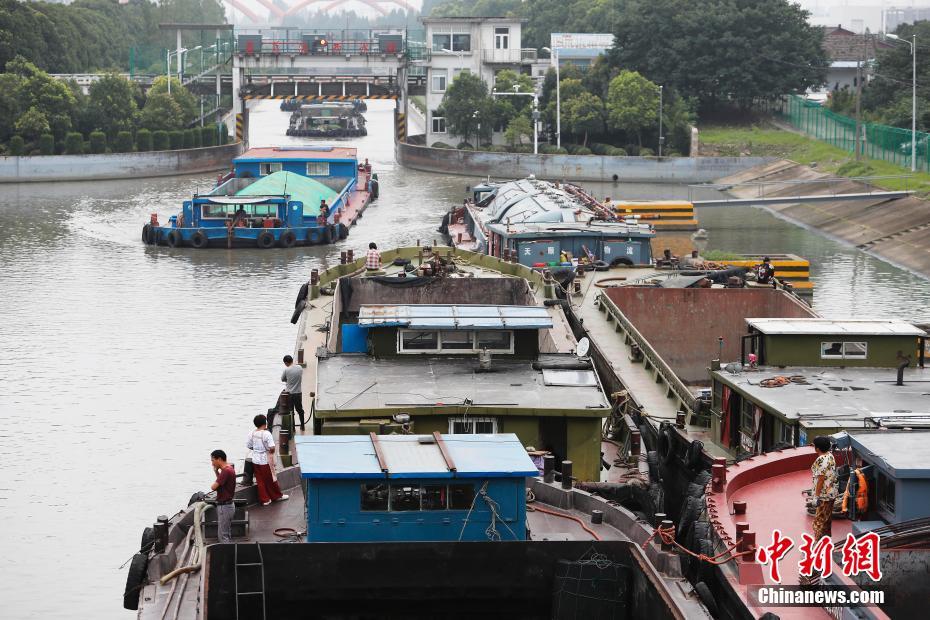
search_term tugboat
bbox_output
[286,101,368,138]
[122,246,713,619]
[141,146,378,249]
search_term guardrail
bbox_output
[597,290,696,413]
[481,48,538,63]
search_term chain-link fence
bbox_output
[779,94,929,171]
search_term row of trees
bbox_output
[0,0,226,74]
[0,57,226,155]
[436,63,694,155]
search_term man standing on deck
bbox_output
[802,435,838,586]
[281,355,305,431]
[248,415,288,506]
[210,450,236,543]
[365,242,382,271]
[756,256,776,286]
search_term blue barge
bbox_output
[142,146,378,249]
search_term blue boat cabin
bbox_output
[295,433,538,543]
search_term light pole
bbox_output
[542,46,560,148]
[166,48,188,94]
[658,84,664,157]
[887,33,918,171]
[492,85,540,154]
[473,109,480,148]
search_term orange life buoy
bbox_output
[842,468,869,513]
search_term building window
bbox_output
[260,162,282,176]
[451,34,471,52]
[431,114,446,134]
[449,416,497,434]
[495,27,510,49]
[431,68,448,93]
[360,483,475,511]
[306,162,330,176]
[876,471,895,514]
[397,329,514,354]
[432,34,451,52]
[820,341,868,360]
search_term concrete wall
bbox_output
[0,143,243,183]
[603,288,816,382]
[396,141,775,183]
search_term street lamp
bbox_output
[658,84,664,158]
[886,33,918,172]
[492,86,540,154]
[166,48,187,94]
[542,46,560,148]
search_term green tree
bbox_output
[609,0,827,108]
[14,106,50,140]
[201,125,215,147]
[6,55,76,139]
[563,91,605,146]
[504,115,532,146]
[140,92,184,131]
[89,130,106,153]
[152,130,169,151]
[0,73,24,141]
[114,131,134,153]
[38,133,54,155]
[147,76,197,124]
[64,131,83,154]
[8,135,24,155]
[88,73,138,137]
[438,72,494,147]
[136,128,152,151]
[168,130,184,150]
[183,128,196,148]
[606,71,659,146]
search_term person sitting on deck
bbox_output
[233,206,248,228]
[365,242,382,271]
[247,414,289,507]
[318,200,329,227]
[680,250,704,269]
[756,256,776,285]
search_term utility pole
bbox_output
[658,85,664,157]
[854,57,863,160]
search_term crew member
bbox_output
[318,200,329,227]
[680,250,704,269]
[209,449,236,543]
[233,206,248,227]
[281,355,305,431]
[247,414,289,506]
[756,256,776,285]
[365,242,382,271]
[802,435,838,586]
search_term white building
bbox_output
[421,17,541,146]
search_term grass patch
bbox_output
[702,249,745,260]
[699,122,930,197]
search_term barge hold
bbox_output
[142,146,377,249]
[125,246,713,619]
[286,101,368,137]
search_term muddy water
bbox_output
[1,100,929,619]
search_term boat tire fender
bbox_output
[648,482,665,515]
[338,223,348,239]
[291,300,306,325]
[188,491,205,506]
[141,224,151,244]
[658,425,675,466]
[610,257,634,267]
[646,450,659,483]
[123,553,148,610]
[370,179,379,200]
[686,482,707,499]
[166,230,182,248]
[257,231,275,249]
[322,226,333,245]
[191,229,209,249]
[393,257,411,266]
[677,496,703,538]
[280,231,297,248]
[594,260,609,271]
[686,440,705,469]
[140,526,155,553]
[295,282,309,307]
[694,582,718,617]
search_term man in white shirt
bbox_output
[281,355,305,431]
[247,414,289,506]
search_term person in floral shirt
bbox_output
[802,435,838,586]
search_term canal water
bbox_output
[1,100,929,618]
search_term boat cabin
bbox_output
[295,433,537,542]
[232,145,359,180]
[709,318,929,457]
[487,222,654,267]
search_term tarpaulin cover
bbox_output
[236,171,338,217]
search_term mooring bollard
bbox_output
[347,249,354,262]
[543,455,555,483]
[660,520,675,551]
[561,460,573,489]
[153,515,169,553]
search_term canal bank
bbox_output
[716,159,930,281]
[396,141,774,183]
[0,143,242,183]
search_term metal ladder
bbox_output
[234,543,266,620]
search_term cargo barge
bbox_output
[286,101,368,137]
[141,146,378,249]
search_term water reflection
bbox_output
[1,100,930,619]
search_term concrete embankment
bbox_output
[716,160,930,278]
[0,143,243,183]
[396,141,774,183]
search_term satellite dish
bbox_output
[576,337,590,358]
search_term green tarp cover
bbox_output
[236,171,338,217]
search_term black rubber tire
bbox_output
[191,229,209,249]
[697,536,715,583]
[690,520,711,552]
[686,440,705,469]
[393,257,411,266]
[686,482,706,498]
[166,230,182,248]
[295,282,309,307]
[646,451,659,483]
[648,482,665,515]
[338,223,348,239]
[188,491,205,506]
[594,260,609,271]
[279,230,297,248]
[677,496,702,538]
[695,582,719,617]
[370,179,379,200]
[610,257,634,267]
[140,526,155,553]
[658,425,675,466]
[257,231,275,249]
[141,224,151,244]
[123,553,148,610]
[693,469,713,488]
[291,299,306,325]
[322,225,333,244]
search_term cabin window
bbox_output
[360,484,389,511]
[431,114,446,133]
[397,330,514,354]
[821,341,868,360]
[200,202,278,219]
[260,162,282,176]
[740,400,754,431]
[360,483,475,511]
[431,68,448,93]
[876,471,895,514]
[449,416,497,434]
[779,421,794,446]
[495,27,510,49]
[306,162,330,176]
